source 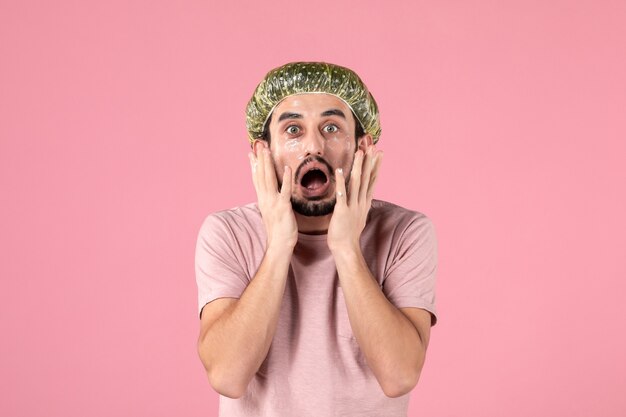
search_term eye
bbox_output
[286,125,300,135]
[323,124,339,133]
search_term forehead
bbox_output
[271,93,352,120]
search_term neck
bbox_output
[294,212,332,235]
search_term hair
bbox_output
[259,112,366,148]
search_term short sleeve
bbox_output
[195,214,250,319]
[382,215,438,326]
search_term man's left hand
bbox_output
[328,145,383,253]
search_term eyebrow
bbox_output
[277,112,303,122]
[320,109,346,119]
[277,108,347,123]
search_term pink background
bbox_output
[1,1,625,416]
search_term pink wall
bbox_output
[1,1,625,416]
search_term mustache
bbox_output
[294,155,335,183]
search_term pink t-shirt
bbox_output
[195,199,438,417]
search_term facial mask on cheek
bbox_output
[274,139,308,169]
[285,139,301,153]
[283,138,318,164]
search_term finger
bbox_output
[359,145,374,203]
[349,149,364,206]
[280,165,292,200]
[335,167,347,206]
[248,152,260,193]
[263,147,278,193]
[255,142,266,193]
[366,151,383,203]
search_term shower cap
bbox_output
[245,62,381,144]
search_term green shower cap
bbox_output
[245,62,381,144]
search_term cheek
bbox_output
[325,133,354,167]
[275,139,306,164]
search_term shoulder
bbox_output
[368,199,435,236]
[198,202,263,240]
[201,202,261,225]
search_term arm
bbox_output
[197,140,297,398]
[332,247,431,398]
[197,243,293,398]
[328,143,435,397]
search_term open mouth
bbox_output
[299,166,331,198]
[301,168,328,190]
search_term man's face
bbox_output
[259,93,369,217]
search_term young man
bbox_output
[195,62,438,416]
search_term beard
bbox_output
[290,192,337,217]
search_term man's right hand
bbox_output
[200,140,297,397]
[249,141,298,250]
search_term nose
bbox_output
[303,129,325,157]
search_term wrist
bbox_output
[330,244,367,280]
[329,241,361,258]
[266,239,296,257]
[261,242,295,281]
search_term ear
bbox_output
[357,134,373,152]
[251,139,269,155]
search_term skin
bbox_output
[197,93,432,400]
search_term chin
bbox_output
[290,196,336,217]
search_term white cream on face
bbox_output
[284,138,301,153]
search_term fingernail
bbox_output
[337,168,343,175]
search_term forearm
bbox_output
[332,246,425,397]
[198,244,293,396]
